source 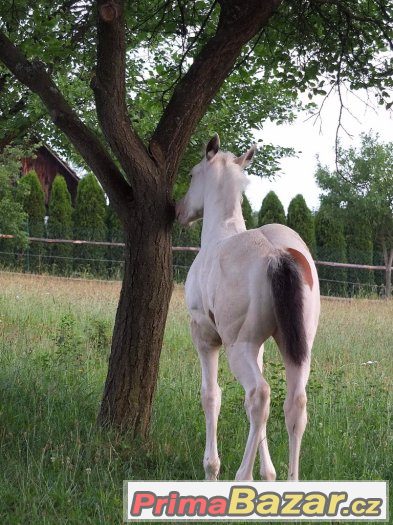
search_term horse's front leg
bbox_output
[192,321,222,480]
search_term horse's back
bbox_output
[186,228,277,345]
[259,223,314,268]
[185,223,320,346]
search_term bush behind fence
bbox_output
[0,233,390,298]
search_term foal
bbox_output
[176,135,320,482]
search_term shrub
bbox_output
[344,207,374,295]
[315,204,347,296]
[257,191,286,226]
[242,194,254,229]
[106,204,124,279]
[287,194,316,255]
[47,176,73,274]
[18,171,46,272]
[73,174,107,276]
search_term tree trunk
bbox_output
[98,192,173,437]
[0,0,285,437]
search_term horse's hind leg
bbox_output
[275,333,311,481]
[227,342,274,481]
[257,345,276,481]
[192,321,222,480]
[284,357,310,481]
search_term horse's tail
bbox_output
[267,250,308,366]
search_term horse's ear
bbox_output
[234,144,257,168]
[206,133,220,160]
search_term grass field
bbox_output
[0,271,391,524]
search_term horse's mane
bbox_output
[213,150,249,196]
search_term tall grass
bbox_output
[0,272,391,524]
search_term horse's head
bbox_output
[176,134,256,226]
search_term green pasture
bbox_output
[0,272,391,524]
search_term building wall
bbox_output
[21,147,78,206]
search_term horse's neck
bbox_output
[200,186,246,247]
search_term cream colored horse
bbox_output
[175,135,320,481]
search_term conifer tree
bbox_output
[315,203,347,296]
[172,220,202,282]
[315,134,392,297]
[73,173,107,276]
[47,175,73,274]
[242,194,254,229]
[18,171,46,272]
[344,207,374,295]
[258,191,286,226]
[19,171,46,236]
[106,204,124,279]
[287,194,316,255]
[0,144,29,269]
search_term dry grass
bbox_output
[1,268,391,311]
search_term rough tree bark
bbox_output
[0,0,282,436]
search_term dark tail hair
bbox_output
[267,252,307,366]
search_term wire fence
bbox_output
[0,234,391,298]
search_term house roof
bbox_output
[39,143,80,183]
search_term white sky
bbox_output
[245,89,393,213]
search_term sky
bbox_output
[245,89,393,213]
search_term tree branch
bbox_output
[0,29,132,219]
[92,0,157,190]
[150,0,283,180]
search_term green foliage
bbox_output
[87,318,112,354]
[344,208,375,294]
[287,194,316,254]
[172,221,201,282]
[47,175,73,274]
[315,203,347,296]
[261,1,392,108]
[316,132,392,295]
[2,0,391,191]
[18,171,45,237]
[242,194,254,229]
[18,170,46,272]
[48,176,73,239]
[373,245,385,289]
[1,2,391,288]
[0,143,30,269]
[0,144,29,245]
[52,312,82,365]
[73,174,107,275]
[257,191,286,227]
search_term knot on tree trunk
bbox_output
[99,1,121,22]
